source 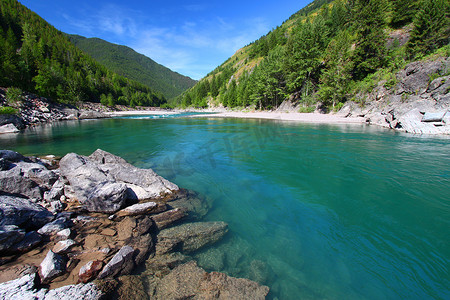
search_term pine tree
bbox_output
[408,0,450,57]
[390,0,419,28]
[352,0,389,80]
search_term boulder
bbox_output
[56,228,72,240]
[9,231,42,253]
[59,153,128,213]
[0,195,53,229]
[151,207,187,230]
[0,225,25,252]
[89,149,179,200]
[97,245,135,279]
[0,123,19,133]
[37,217,71,236]
[40,250,66,283]
[0,170,43,200]
[155,261,269,300]
[156,222,228,254]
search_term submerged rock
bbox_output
[155,261,269,300]
[156,222,228,254]
[151,208,187,230]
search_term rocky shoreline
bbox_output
[0,149,269,299]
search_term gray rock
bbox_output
[38,217,71,236]
[0,195,52,229]
[0,123,19,133]
[44,179,65,202]
[97,245,135,279]
[0,272,46,299]
[10,231,42,253]
[0,225,25,252]
[44,282,104,300]
[15,161,59,189]
[155,261,269,300]
[89,149,179,200]
[0,170,43,200]
[0,115,25,130]
[156,222,228,254]
[422,111,446,122]
[78,110,108,120]
[40,250,66,283]
[59,153,128,213]
[0,150,28,162]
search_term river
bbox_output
[1,115,449,299]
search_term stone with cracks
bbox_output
[78,260,104,283]
[97,245,135,279]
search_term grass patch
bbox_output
[0,106,18,115]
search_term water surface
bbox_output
[1,116,449,299]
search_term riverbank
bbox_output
[193,110,367,124]
[0,149,269,299]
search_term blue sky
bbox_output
[19,0,311,80]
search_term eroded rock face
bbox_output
[155,261,269,300]
[341,57,450,135]
[156,222,228,254]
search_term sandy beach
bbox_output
[195,111,367,124]
[105,109,367,124]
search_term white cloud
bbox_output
[62,3,270,79]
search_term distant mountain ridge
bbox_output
[68,34,196,99]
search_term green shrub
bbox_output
[0,106,18,115]
[6,87,23,106]
[298,106,315,113]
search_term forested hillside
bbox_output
[68,35,196,99]
[0,0,166,107]
[175,0,450,110]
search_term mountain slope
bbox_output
[176,0,449,110]
[68,35,196,99]
[0,0,166,106]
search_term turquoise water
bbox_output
[1,116,449,299]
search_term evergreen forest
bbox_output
[175,0,450,110]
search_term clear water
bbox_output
[1,116,449,300]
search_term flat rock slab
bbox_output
[115,201,166,217]
[155,261,269,300]
[157,221,228,254]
